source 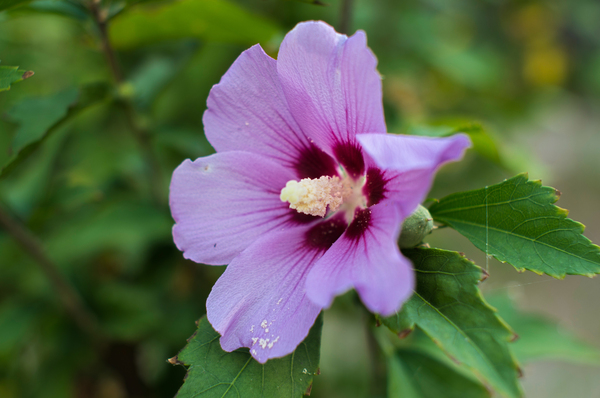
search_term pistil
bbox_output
[280,174,367,220]
[280,176,345,217]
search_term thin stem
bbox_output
[122,101,165,204]
[88,0,164,204]
[89,0,123,83]
[361,304,387,398]
[0,205,105,346]
[339,0,354,34]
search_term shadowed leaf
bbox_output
[381,248,522,398]
[109,0,280,49]
[26,0,89,20]
[1,83,111,178]
[388,347,491,398]
[0,0,32,11]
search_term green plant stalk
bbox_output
[339,0,354,34]
[88,0,164,205]
[0,205,106,346]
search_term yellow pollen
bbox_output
[280,176,345,217]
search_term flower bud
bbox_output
[398,205,434,248]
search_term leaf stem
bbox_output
[0,205,106,347]
[89,0,123,83]
[339,0,354,34]
[361,303,387,397]
[88,0,164,205]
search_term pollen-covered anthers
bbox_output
[280,176,347,217]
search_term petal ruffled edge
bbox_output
[277,21,386,156]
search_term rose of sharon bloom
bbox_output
[169,21,471,363]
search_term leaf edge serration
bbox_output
[429,173,600,278]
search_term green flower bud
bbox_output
[398,205,434,248]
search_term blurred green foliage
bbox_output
[1,0,600,397]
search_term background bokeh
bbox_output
[1,0,599,397]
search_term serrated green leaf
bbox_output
[487,294,600,365]
[381,248,521,398]
[0,65,33,92]
[174,314,322,398]
[429,173,600,278]
[109,0,280,49]
[388,347,491,398]
[1,83,111,178]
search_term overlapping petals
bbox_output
[305,204,414,316]
[357,133,471,216]
[170,20,471,363]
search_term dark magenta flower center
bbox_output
[286,141,388,250]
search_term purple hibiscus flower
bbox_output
[169,21,471,363]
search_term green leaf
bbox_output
[0,0,32,11]
[428,173,600,278]
[487,294,600,365]
[0,65,34,92]
[26,0,89,21]
[1,83,111,178]
[173,314,323,398]
[380,248,522,398]
[8,88,79,152]
[128,52,192,110]
[109,0,280,49]
[388,347,491,398]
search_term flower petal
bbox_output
[306,203,414,316]
[206,226,323,363]
[170,151,296,265]
[203,44,315,173]
[357,133,471,215]
[277,21,386,154]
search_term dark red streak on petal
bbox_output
[305,216,347,251]
[332,140,365,178]
[364,167,387,206]
[345,208,372,241]
[294,143,338,179]
[289,210,321,225]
